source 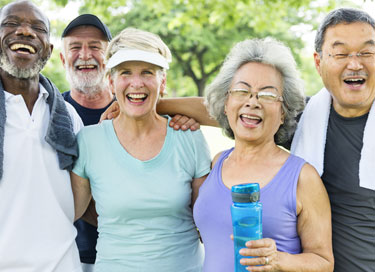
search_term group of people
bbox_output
[0,0,374,272]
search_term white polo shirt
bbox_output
[0,85,83,272]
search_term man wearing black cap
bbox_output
[61,14,114,125]
[60,14,114,272]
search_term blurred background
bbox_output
[2,0,373,155]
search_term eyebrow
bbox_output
[236,81,252,88]
[259,86,279,91]
[3,15,48,29]
[364,40,375,46]
[235,81,278,91]
[68,41,82,47]
[331,39,375,48]
[68,40,104,46]
[331,41,345,48]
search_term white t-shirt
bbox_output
[0,85,83,272]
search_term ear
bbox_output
[159,74,167,96]
[280,107,285,124]
[59,52,66,67]
[108,74,115,90]
[224,98,228,115]
[313,52,322,77]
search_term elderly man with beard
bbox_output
[60,14,114,126]
[0,1,83,272]
[60,14,113,272]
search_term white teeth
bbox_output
[77,65,95,69]
[346,78,363,82]
[127,93,147,99]
[242,114,260,120]
[10,43,36,54]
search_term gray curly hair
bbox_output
[205,38,305,144]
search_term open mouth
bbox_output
[343,78,366,86]
[10,43,36,54]
[240,114,262,125]
[127,93,148,103]
[75,64,97,71]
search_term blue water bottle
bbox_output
[231,183,262,272]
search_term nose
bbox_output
[129,74,144,89]
[346,55,364,70]
[15,24,36,38]
[79,45,92,61]
[245,93,261,108]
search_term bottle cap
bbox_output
[231,183,260,203]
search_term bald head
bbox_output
[0,0,51,36]
[0,0,53,79]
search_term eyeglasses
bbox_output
[327,51,375,64]
[228,88,283,103]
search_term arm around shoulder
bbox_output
[157,97,219,127]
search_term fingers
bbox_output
[99,101,120,122]
[246,238,273,248]
[237,238,278,271]
[169,114,200,131]
[182,117,200,131]
[240,255,271,267]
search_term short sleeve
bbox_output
[72,129,89,179]
[191,129,211,178]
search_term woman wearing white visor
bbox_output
[70,28,211,272]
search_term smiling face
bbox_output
[225,62,284,145]
[109,61,165,120]
[314,22,375,117]
[61,26,107,94]
[0,1,52,79]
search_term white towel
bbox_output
[291,87,375,190]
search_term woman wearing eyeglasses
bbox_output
[193,38,334,272]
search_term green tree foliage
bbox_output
[51,0,340,96]
[0,0,364,95]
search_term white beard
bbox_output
[65,59,105,96]
[0,51,49,79]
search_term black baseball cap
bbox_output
[62,14,112,41]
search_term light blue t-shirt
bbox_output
[73,117,211,272]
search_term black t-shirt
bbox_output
[63,90,114,264]
[63,91,114,126]
[322,107,375,272]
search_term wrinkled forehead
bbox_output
[232,62,283,89]
[323,22,375,50]
[0,1,49,31]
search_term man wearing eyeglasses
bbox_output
[292,8,375,272]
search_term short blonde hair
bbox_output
[105,27,172,72]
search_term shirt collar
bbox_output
[4,83,49,101]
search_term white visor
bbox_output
[106,49,170,69]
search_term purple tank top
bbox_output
[193,148,305,272]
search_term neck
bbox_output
[70,86,113,109]
[0,70,40,114]
[231,138,282,162]
[333,100,372,118]
[113,112,166,138]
